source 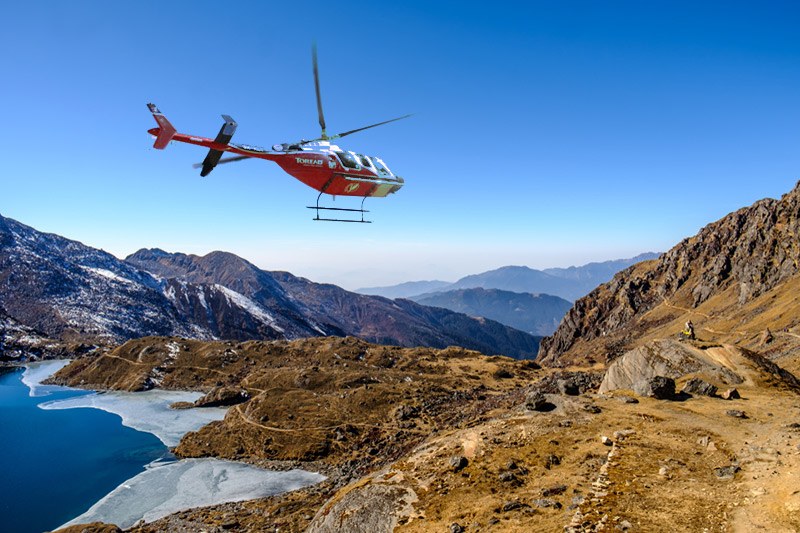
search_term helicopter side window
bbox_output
[369,156,392,176]
[358,154,373,168]
[335,151,360,169]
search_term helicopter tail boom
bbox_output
[147,103,177,149]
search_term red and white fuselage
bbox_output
[147,124,404,198]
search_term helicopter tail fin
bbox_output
[147,103,177,149]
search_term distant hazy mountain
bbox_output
[411,288,572,336]
[542,253,662,282]
[270,272,540,358]
[358,280,452,299]
[359,253,661,301]
[450,254,661,300]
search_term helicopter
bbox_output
[146,46,409,223]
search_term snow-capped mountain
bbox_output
[0,214,288,343]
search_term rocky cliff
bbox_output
[539,181,800,366]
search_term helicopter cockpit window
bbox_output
[370,157,393,177]
[358,154,373,168]
[335,151,360,169]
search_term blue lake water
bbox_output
[0,365,168,533]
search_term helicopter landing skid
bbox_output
[307,193,371,223]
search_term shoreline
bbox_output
[20,360,326,531]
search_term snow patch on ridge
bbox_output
[214,284,285,332]
[83,266,135,285]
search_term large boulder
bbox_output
[193,386,251,407]
[633,376,675,400]
[599,340,741,394]
[681,377,718,397]
[599,340,800,399]
[307,476,417,533]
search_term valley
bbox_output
[6,183,800,532]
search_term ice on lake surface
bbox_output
[24,360,324,530]
[60,458,326,529]
[21,360,71,396]
[39,389,228,446]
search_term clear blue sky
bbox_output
[2,1,798,289]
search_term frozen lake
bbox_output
[1,361,323,532]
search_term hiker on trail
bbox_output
[685,320,695,340]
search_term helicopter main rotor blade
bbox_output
[299,114,413,145]
[331,114,413,140]
[192,155,251,169]
[312,43,328,140]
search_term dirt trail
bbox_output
[660,298,713,319]
[726,393,800,532]
[233,403,415,434]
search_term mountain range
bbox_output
[410,288,572,336]
[357,252,661,302]
[0,214,539,359]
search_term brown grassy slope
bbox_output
[50,336,541,469]
[50,338,800,533]
[302,344,800,533]
[539,181,800,366]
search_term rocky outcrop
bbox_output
[306,474,418,533]
[682,377,718,397]
[599,340,742,393]
[540,181,800,365]
[599,340,800,395]
[633,376,675,400]
[194,386,251,407]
